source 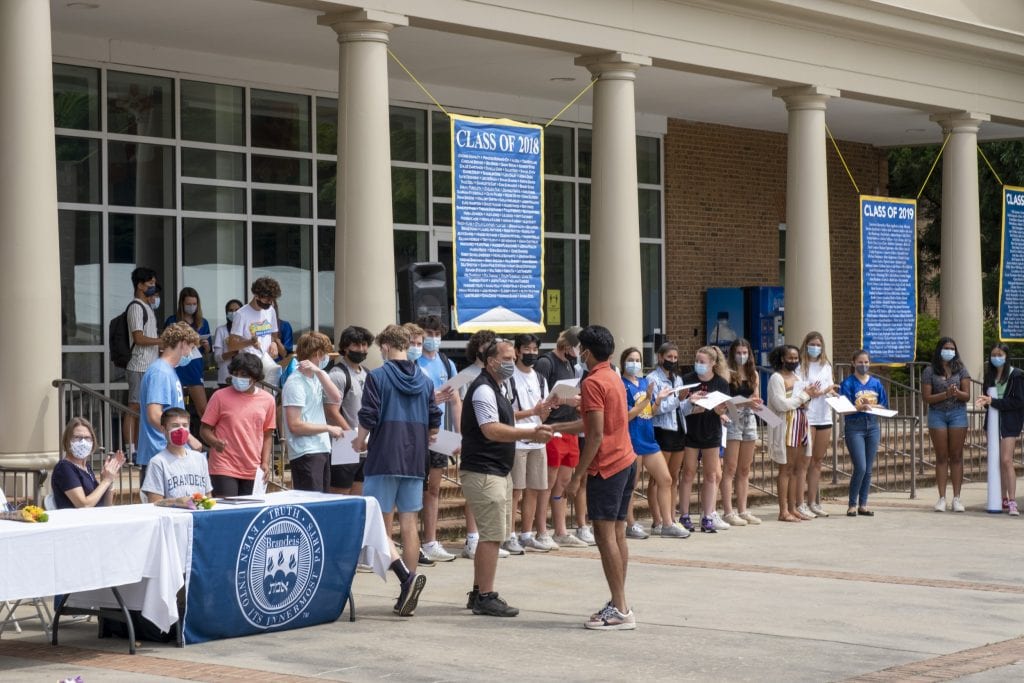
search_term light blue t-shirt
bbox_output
[417,353,457,425]
[282,371,330,459]
[137,359,184,466]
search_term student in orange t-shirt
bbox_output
[553,325,638,632]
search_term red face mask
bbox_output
[169,428,190,447]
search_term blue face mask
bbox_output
[407,346,423,362]
[991,355,1006,368]
[806,345,822,359]
[694,362,710,376]
[624,361,642,377]
[940,349,956,362]
[177,350,193,368]
[231,376,252,392]
[318,356,330,370]
[422,337,441,353]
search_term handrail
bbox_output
[51,378,138,417]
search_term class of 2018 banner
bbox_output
[860,196,917,363]
[451,114,544,333]
[999,186,1024,341]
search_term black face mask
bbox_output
[784,361,800,372]
[521,353,538,367]
[662,360,678,373]
[347,351,367,364]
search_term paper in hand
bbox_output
[431,429,462,456]
[331,429,361,465]
[439,366,480,393]
[252,466,267,496]
[825,396,858,415]
[551,379,581,399]
[694,391,732,410]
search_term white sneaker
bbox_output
[535,533,560,551]
[722,512,747,527]
[498,547,511,558]
[501,534,525,555]
[462,537,478,559]
[575,525,597,546]
[933,497,946,512]
[738,511,762,525]
[952,497,966,513]
[421,542,456,563]
[796,503,817,519]
[626,522,650,539]
[521,535,551,552]
[809,502,829,518]
[710,512,730,531]
[651,524,663,535]
[553,533,589,548]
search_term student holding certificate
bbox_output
[797,331,837,519]
[839,350,888,517]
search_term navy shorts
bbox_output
[586,460,638,522]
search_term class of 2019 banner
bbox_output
[860,196,917,363]
[999,186,1024,341]
[451,114,545,333]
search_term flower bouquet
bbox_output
[0,505,49,523]
[154,492,216,510]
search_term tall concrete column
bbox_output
[0,0,61,468]
[930,111,989,378]
[774,86,840,357]
[320,10,408,355]
[576,52,651,353]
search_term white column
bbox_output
[575,52,651,353]
[930,111,989,378]
[320,10,408,354]
[0,0,61,468]
[774,85,840,357]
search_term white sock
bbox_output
[520,531,535,540]
[422,540,438,550]
[466,532,479,542]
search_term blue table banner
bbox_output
[451,114,545,333]
[860,195,917,363]
[183,499,365,644]
[999,186,1024,341]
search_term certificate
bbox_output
[330,429,362,465]
[867,406,897,417]
[439,366,480,393]
[674,383,701,393]
[751,403,783,428]
[551,379,581,399]
[694,391,732,410]
[825,396,858,415]
[430,429,462,456]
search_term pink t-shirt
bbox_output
[201,386,277,479]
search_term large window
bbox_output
[53,62,664,387]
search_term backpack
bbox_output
[109,300,148,369]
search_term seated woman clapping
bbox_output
[51,417,126,509]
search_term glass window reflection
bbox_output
[181,80,245,146]
[252,223,312,334]
[58,210,102,345]
[107,71,174,138]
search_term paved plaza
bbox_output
[2,480,1023,682]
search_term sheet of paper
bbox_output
[867,406,897,417]
[551,379,581,399]
[330,429,362,465]
[252,466,267,496]
[439,366,479,393]
[673,383,701,393]
[694,391,732,410]
[751,403,783,428]
[430,429,462,456]
[825,395,858,415]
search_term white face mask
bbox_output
[184,304,198,315]
[736,354,749,365]
[70,439,92,459]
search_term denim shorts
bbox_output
[725,411,757,442]
[363,474,424,514]
[927,405,968,429]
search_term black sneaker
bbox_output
[472,591,519,617]
[394,573,426,617]
[466,588,479,609]
[418,549,435,567]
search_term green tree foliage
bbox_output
[887,140,1024,316]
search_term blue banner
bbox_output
[999,186,1024,341]
[452,114,544,333]
[861,196,917,363]
[183,499,365,644]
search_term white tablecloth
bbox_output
[0,492,391,634]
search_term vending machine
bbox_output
[744,286,784,401]
[705,288,745,355]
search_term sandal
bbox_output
[857,508,874,516]
[847,508,857,517]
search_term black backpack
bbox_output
[109,300,148,369]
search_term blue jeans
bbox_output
[845,418,880,507]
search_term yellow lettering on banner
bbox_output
[546,290,561,326]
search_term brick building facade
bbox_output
[663,118,889,363]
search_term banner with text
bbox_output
[999,186,1024,341]
[452,114,544,333]
[861,196,917,363]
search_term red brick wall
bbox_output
[662,118,888,363]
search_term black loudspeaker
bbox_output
[397,262,450,329]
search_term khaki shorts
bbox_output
[461,471,511,542]
[511,447,548,490]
